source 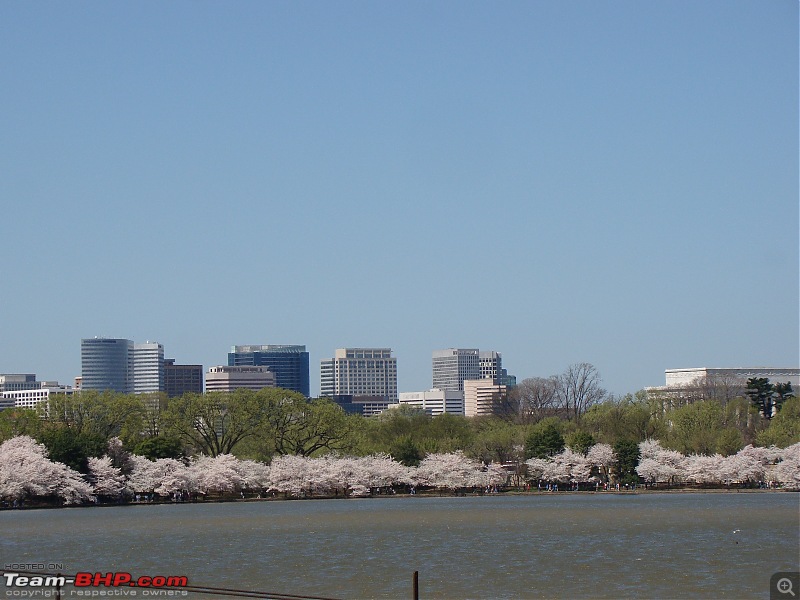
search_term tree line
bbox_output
[0,367,796,481]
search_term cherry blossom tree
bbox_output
[636,440,685,485]
[586,443,615,483]
[189,454,244,495]
[127,454,190,496]
[770,442,800,488]
[0,435,93,504]
[414,451,485,491]
[268,454,311,497]
[87,456,128,499]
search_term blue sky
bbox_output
[1,1,797,397]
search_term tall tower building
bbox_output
[228,345,310,397]
[320,348,398,403]
[81,338,134,393]
[133,342,165,394]
[432,349,480,392]
[479,351,502,383]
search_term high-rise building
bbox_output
[205,366,275,393]
[133,342,164,395]
[164,359,203,398]
[81,338,134,393]
[228,345,310,397]
[463,379,507,417]
[479,351,502,383]
[320,348,398,403]
[432,349,480,392]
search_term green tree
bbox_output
[42,390,146,444]
[525,419,565,459]
[469,417,527,464]
[582,392,665,445]
[132,436,184,460]
[390,435,423,466]
[665,400,725,455]
[162,389,273,456]
[613,439,640,485]
[756,396,800,447]
[746,378,776,419]
[265,395,358,457]
[566,431,595,455]
[0,408,43,442]
[39,427,107,473]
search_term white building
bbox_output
[2,384,74,410]
[663,367,799,389]
[432,349,480,392]
[463,379,507,417]
[133,342,165,394]
[320,348,398,403]
[398,389,465,416]
[205,366,275,392]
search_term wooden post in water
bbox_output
[413,570,419,600]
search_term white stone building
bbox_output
[320,348,398,403]
[398,388,465,416]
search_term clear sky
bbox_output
[1,1,797,397]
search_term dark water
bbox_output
[2,492,798,599]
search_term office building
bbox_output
[330,395,393,417]
[320,348,398,403]
[0,374,40,393]
[432,349,480,392]
[205,366,275,392]
[479,351,502,383]
[133,342,164,395]
[228,345,310,396]
[3,384,74,411]
[81,338,134,393]
[463,379,507,417]
[398,389,465,416]
[164,359,203,398]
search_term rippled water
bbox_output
[2,492,798,599]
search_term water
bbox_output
[2,492,798,599]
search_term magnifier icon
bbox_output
[777,578,796,596]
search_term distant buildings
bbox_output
[133,342,164,395]
[205,365,275,392]
[228,345,310,397]
[328,394,393,417]
[431,348,512,416]
[463,380,507,417]
[80,337,200,396]
[432,349,480,392]
[321,348,398,403]
[0,374,73,410]
[398,388,465,416]
[164,359,203,398]
[81,338,134,393]
[663,368,799,389]
[647,367,800,411]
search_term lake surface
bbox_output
[2,492,798,599]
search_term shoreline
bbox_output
[3,486,796,511]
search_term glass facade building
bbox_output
[81,338,134,393]
[228,345,310,397]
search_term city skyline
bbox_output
[1,3,797,398]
